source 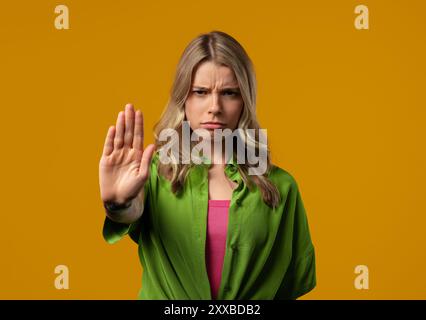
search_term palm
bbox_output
[99,104,155,204]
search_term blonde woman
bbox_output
[99,31,316,300]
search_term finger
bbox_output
[139,144,156,180]
[114,111,125,149]
[102,126,115,156]
[124,103,135,148]
[133,110,144,150]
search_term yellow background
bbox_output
[0,0,425,299]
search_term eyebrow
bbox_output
[192,86,240,91]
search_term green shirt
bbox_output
[102,152,316,300]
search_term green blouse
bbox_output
[102,152,316,300]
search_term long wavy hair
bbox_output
[153,30,281,208]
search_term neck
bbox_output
[205,141,227,168]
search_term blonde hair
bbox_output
[153,30,281,208]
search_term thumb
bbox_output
[139,144,156,180]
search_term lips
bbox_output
[200,121,225,129]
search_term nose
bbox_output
[208,92,221,115]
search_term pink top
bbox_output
[205,199,231,300]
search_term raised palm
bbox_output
[99,104,155,204]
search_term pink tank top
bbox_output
[205,199,231,300]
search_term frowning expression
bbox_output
[184,61,244,135]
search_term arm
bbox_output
[99,103,155,227]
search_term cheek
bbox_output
[184,99,203,124]
[228,103,244,126]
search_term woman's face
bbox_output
[184,61,244,135]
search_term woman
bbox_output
[98,31,316,300]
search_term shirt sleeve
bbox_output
[274,181,317,300]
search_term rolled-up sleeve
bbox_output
[103,216,141,244]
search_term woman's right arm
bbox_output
[98,103,155,225]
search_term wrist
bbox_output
[103,199,132,212]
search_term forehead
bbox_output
[192,61,238,86]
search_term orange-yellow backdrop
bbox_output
[1,0,425,299]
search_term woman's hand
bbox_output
[99,103,156,204]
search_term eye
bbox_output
[222,90,239,97]
[193,90,207,96]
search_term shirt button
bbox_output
[231,243,238,250]
[235,199,241,206]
